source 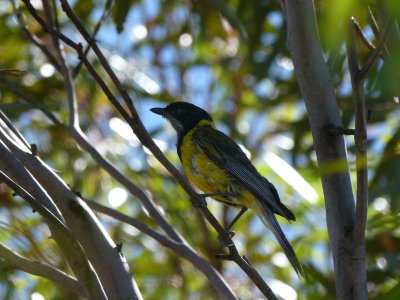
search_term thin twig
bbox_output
[72,0,114,78]
[85,198,184,248]
[0,76,62,126]
[59,0,135,117]
[356,20,392,80]
[41,0,79,128]
[0,68,25,76]
[351,18,377,53]
[69,127,185,243]
[368,7,391,59]
[10,0,61,72]
[346,18,368,246]
[42,0,61,52]
[368,7,381,40]
[85,199,240,299]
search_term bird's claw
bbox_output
[190,195,207,208]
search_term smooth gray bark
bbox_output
[283,1,367,299]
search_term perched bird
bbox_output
[151,102,303,277]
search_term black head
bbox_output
[150,102,213,134]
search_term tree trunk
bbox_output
[282,1,367,299]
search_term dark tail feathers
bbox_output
[257,204,304,277]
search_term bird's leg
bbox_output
[201,191,232,198]
[226,206,248,231]
[217,207,248,246]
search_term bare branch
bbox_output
[283,1,367,299]
[346,19,369,247]
[351,18,378,53]
[72,0,114,78]
[357,20,392,80]
[0,243,84,295]
[0,113,139,299]
[41,0,80,128]
[0,76,63,126]
[0,109,32,151]
[11,0,61,72]
[0,146,106,300]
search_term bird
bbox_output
[150,101,303,277]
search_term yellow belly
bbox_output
[180,128,255,208]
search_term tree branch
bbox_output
[346,19,368,248]
[72,0,114,78]
[10,0,61,72]
[0,147,106,300]
[41,0,80,129]
[86,198,245,299]
[1,103,140,300]
[283,1,367,299]
[356,20,392,80]
[0,242,84,295]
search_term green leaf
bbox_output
[112,0,135,33]
[73,0,94,22]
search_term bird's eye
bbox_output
[176,109,186,116]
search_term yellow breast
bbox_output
[180,126,228,195]
[179,121,256,208]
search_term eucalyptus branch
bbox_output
[0,118,140,299]
[72,0,114,78]
[41,0,61,54]
[41,0,79,128]
[0,146,106,300]
[0,76,63,126]
[85,198,242,296]
[368,7,382,40]
[346,19,368,247]
[351,18,378,53]
[10,0,61,72]
[0,243,84,295]
[283,1,367,298]
[0,109,31,150]
[356,20,392,80]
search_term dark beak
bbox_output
[150,107,167,116]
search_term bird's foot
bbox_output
[190,194,207,208]
[217,229,235,247]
